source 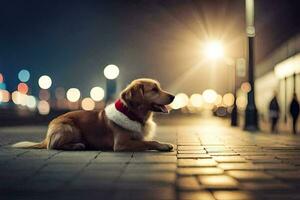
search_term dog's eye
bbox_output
[152,87,159,92]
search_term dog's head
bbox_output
[121,78,175,113]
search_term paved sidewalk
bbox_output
[1,117,300,200]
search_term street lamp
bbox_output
[244,0,259,131]
[203,40,238,126]
[103,64,119,102]
[204,40,224,60]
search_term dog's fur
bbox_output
[12,78,175,151]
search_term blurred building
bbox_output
[255,33,300,121]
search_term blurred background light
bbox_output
[0,82,6,90]
[202,89,218,104]
[170,93,189,109]
[241,82,252,93]
[17,83,29,94]
[223,93,235,107]
[55,87,65,100]
[12,91,21,104]
[103,64,119,80]
[215,94,223,106]
[38,75,52,89]
[66,88,81,102]
[39,89,50,101]
[204,40,224,60]
[0,73,3,83]
[0,90,10,103]
[81,97,95,111]
[90,87,105,101]
[18,69,30,82]
[26,95,36,109]
[38,100,50,115]
[190,93,203,107]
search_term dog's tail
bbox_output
[11,140,47,149]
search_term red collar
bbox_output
[115,99,144,124]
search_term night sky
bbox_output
[0,0,299,96]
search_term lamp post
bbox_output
[231,60,238,126]
[103,64,119,103]
[244,0,259,131]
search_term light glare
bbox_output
[38,75,52,89]
[104,64,119,80]
[90,87,105,101]
[66,88,81,102]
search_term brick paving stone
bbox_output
[131,155,177,163]
[198,175,239,189]
[267,171,300,180]
[241,182,292,191]
[213,191,254,200]
[179,191,216,200]
[176,176,203,190]
[177,154,211,159]
[178,150,207,154]
[213,156,247,163]
[125,163,177,172]
[177,167,224,176]
[227,171,274,181]
[209,153,240,156]
[218,163,262,171]
[178,146,205,151]
[178,159,217,167]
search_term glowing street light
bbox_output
[38,75,52,89]
[66,88,81,102]
[204,40,224,60]
[90,87,105,101]
[104,64,119,80]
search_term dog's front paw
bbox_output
[157,142,174,152]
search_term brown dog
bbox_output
[12,78,175,151]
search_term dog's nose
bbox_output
[169,95,175,102]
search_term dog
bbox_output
[12,78,175,151]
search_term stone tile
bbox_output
[178,159,217,167]
[177,167,224,176]
[177,154,211,159]
[213,156,247,163]
[179,191,215,200]
[227,171,274,181]
[176,176,203,190]
[119,172,176,185]
[131,156,177,163]
[198,175,239,189]
[241,182,292,191]
[178,150,207,154]
[125,163,177,172]
[210,153,240,156]
[213,191,254,200]
[267,171,300,180]
[178,146,205,151]
[114,187,176,200]
[218,163,261,171]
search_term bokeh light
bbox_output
[38,75,52,89]
[18,69,30,82]
[202,89,218,104]
[0,90,10,103]
[170,93,189,109]
[241,82,252,93]
[81,98,95,111]
[204,40,224,60]
[55,87,65,100]
[90,87,105,101]
[38,100,50,115]
[66,88,81,102]
[39,89,50,101]
[190,94,203,107]
[215,94,223,105]
[104,64,119,79]
[0,73,3,83]
[17,83,29,94]
[26,95,37,109]
[223,93,235,107]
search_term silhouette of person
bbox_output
[289,93,299,134]
[269,92,280,133]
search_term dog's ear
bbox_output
[121,83,144,104]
